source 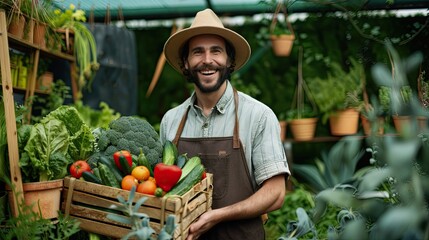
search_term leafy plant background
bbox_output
[135,12,428,126]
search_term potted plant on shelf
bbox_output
[308,58,365,136]
[50,4,99,99]
[286,47,318,141]
[2,0,26,39]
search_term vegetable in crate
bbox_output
[113,150,133,174]
[70,160,92,178]
[96,116,163,170]
[154,163,182,192]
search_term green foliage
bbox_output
[0,188,80,240]
[277,43,429,240]
[293,136,365,192]
[285,105,317,121]
[107,186,176,240]
[73,101,121,129]
[31,79,72,124]
[264,180,338,240]
[308,58,365,123]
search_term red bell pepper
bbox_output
[154,163,182,192]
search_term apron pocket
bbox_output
[199,152,230,200]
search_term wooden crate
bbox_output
[62,174,213,239]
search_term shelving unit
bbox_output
[0,9,76,217]
[6,33,77,123]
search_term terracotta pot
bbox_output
[8,13,26,39]
[417,116,428,131]
[37,71,53,92]
[279,121,287,141]
[7,179,63,219]
[393,116,428,134]
[270,34,295,56]
[23,18,34,43]
[329,109,359,136]
[289,118,318,141]
[55,28,75,54]
[361,115,384,136]
[392,115,411,135]
[33,21,47,48]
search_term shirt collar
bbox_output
[187,81,234,115]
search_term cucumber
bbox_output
[93,167,101,180]
[82,171,102,185]
[165,163,204,196]
[138,148,154,176]
[179,156,201,182]
[162,140,178,165]
[119,155,133,175]
[98,163,121,188]
[98,156,124,183]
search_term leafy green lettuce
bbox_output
[19,106,94,182]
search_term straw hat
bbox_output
[164,8,251,73]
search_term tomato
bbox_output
[70,160,91,178]
[201,170,207,180]
[121,175,138,191]
[113,150,132,171]
[137,180,157,195]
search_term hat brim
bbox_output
[164,26,251,74]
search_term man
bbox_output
[160,8,290,240]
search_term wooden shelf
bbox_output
[8,34,75,62]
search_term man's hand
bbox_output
[186,209,219,240]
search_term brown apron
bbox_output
[172,90,265,240]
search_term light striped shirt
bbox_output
[160,81,290,189]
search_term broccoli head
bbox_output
[97,116,163,168]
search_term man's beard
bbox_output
[187,64,231,93]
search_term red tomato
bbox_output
[70,160,92,178]
[201,170,207,180]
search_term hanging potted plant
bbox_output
[50,4,99,99]
[308,58,365,136]
[269,0,295,56]
[286,47,318,141]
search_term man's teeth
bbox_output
[200,70,216,75]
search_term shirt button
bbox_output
[220,106,224,111]
[203,123,208,128]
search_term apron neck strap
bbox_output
[173,89,240,149]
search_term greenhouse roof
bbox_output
[55,0,429,22]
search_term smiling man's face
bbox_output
[185,34,231,93]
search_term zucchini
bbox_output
[165,163,204,196]
[98,163,121,188]
[119,155,133,175]
[82,171,102,185]
[179,156,201,182]
[98,156,124,183]
[162,140,178,165]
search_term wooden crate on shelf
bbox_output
[61,174,213,239]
